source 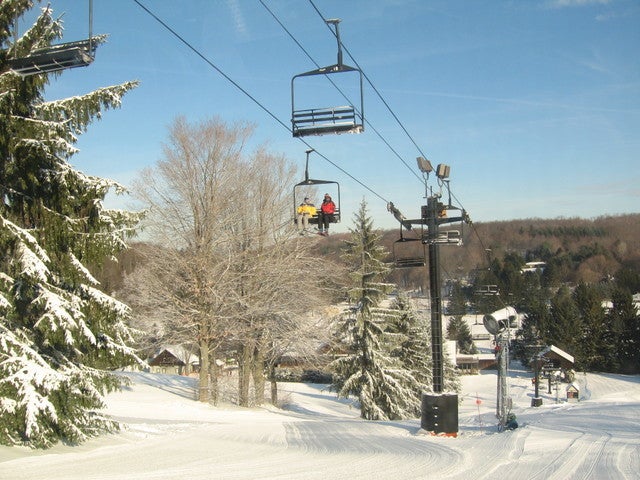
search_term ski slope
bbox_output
[1,366,638,479]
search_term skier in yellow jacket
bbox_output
[296,197,317,234]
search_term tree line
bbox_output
[444,253,640,374]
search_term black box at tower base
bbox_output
[421,393,458,435]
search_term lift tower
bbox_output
[415,159,467,436]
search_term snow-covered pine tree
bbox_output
[331,200,416,420]
[446,315,477,355]
[0,1,142,448]
[387,292,432,416]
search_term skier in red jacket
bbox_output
[318,193,336,236]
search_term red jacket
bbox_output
[321,199,336,214]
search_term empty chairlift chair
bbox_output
[9,39,97,76]
[291,19,364,138]
[392,224,426,268]
[7,1,98,77]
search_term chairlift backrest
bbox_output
[7,1,97,77]
[475,285,499,295]
[392,224,426,268]
[435,229,462,245]
[8,39,97,76]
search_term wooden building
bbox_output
[148,349,186,375]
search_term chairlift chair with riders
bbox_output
[7,0,99,76]
[293,149,341,226]
[291,18,364,138]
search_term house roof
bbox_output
[540,345,574,366]
[150,345,199,365]
[148,349,186,367]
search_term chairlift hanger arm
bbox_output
[292,63,360,78]
[296,178,339,187]
[386,202,413,230]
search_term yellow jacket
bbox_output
[297,203,317,216]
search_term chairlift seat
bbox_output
[393,237,426,268]
[395,257,426,268]
[291,58,365,138]
[9,39,96,76]
[434,230,462,245]
[293,207,340,226]
[292,106,363,137]
[293,165,341,225]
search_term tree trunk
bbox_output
[269,363,278,407]
[252,344,265,406]
[198,340,210,402]
[238,343,252,407]
[208,347,219,406]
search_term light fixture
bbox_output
[436,163,450,179]
[416,156,433,173]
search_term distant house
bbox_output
[521,261,546,274]
[148,349,187,375]
[456,354,480,374]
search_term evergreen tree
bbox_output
[330,200,415,420]
[547,286,582,354]
[613,267,640,294]
[0,2,141,448]
[387,292,432,416]
[608,287,640,374]
[446,316,477,355]
[446,281,467,317]
[513,295,549,367]
[573,283,607,371]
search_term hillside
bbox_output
[316,214,640,290]
[101,214,639,299]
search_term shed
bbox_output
[148,349,186,375]
[566,383,580,402]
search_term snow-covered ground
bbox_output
[1,365,639,480]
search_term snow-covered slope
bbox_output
[1,367,638,480]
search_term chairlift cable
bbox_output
[304,0,492,242]
[308,0,430,177]
[132,0,289,133]
[260,0,422,184]
[132,0,389,206]
[301,3,500,280]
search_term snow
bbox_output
[1,366,639,480]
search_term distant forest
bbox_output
[316,213,640,294]
[106,214,639,296]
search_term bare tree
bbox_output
[126,116,339,405]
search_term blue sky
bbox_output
[23,0,640,231]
